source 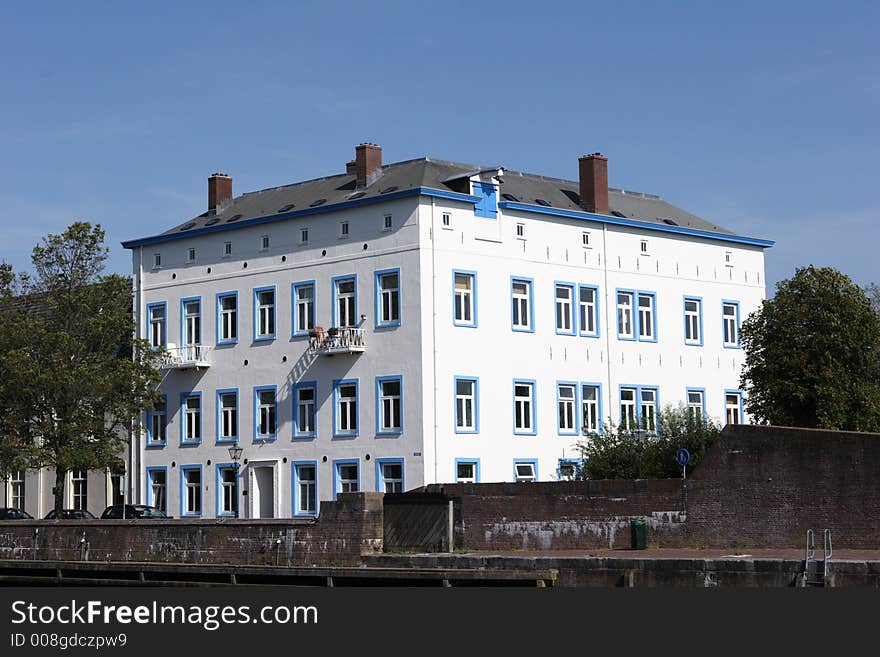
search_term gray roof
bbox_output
[142,157,745,243]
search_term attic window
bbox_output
[725,251,733,266]
[278,204,295,213]
[535,199,551,207]
[153,253,161,268]
[662,218,679,226]
[187,248,196,262]
[349,191,366,200]
[611,210,627,219]
[501,193,519,202]
[226,214,242,223]
[640,240,649,255]
[380,186,399,194]
[472,181,497,219]
[309,199,327,207]
[205,218,220,227]
[179,222,196,231]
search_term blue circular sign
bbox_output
[676,448,691,466]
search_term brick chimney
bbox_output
[208,173,232,214]
[578,153,609,214]
[355,143,382,188]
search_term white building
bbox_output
[122,144,773,519]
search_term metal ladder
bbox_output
[802,529,832,587]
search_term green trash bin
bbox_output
[630,519,647,550]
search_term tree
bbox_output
[0,222,164,513]
[574,405,721,480]
[866,282,880,316]
[739,266,880,431]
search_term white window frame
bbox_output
[335,277,357,328]
[514,462,536,483]
[684,297,702,345]
[557,383,577,434]
[149,469,166,513]
[337,463,359,494]
[219,467,238,516]
[295,463,317,515]
[219,391,237,441]
[294,282,315,336]
[579,285,598,337]
[453,271,476,327]
[723,301,740,348]
[513,381,536,435]
[455,378,478,433]
[511,278,532,331]
[148,304,165,349]
[256,388,277,440]
[377,271,400,326]
[726,392,742,425]
[218,294,237,343]
[555,283,574,334]
[183,467,201,516]
[617,291,634,339]
[184,394,201,443]
[295,385,316,437]
[620,388,637,431]
[637,293,656,341]
[581,384,600,434]
[687,389,705,421]
[183,299,201,352]
[455,461,477,484]
[10,469,25,509]
[255,288,276,339]
[149,398,166,444]
[335,381,358,436]
[380,462,403,494]
[640,388,658,432]
[71,469,87,511]
[378,377,402,434]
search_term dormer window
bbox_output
[472,181,497,219]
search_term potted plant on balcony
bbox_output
[327,327,339,337]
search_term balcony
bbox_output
[309,327,366,356]
[161,344,213,370]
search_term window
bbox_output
[334,379,358,437]
[147,396,167,445]
[182,297,201,359]
[334,276,357,328]
[187,247,196,262]
[153,253,161,268]
[223,241,232,257]
[455,460,479,484]
[555,283,575,334]
[511,278,533,332]
[454,377,478,433]
[617,291,634,339]
[581,384,600,434]
[110,473,124,506]
[71,470,87,510]
[687,389,705,421]
[722,301,740,348]
[579,285,599,337]
[377,459,404,493]
[147,468,166,513]
[10,469,24,509]
[619,386,659,432]
[514,461,537,482]
[339,221,350,238]
[292,281,315,336]
[294,463,317,515]
[637,293,656,341]
[147,303,166,348]
[335,461,359,498]
[726,391,743,425]
[383,214,393,231]
[582,231,591,248]
[377,376,403,434]
[684,297,702,345]
[516,223,525,238]
[181,466,202,517]
[260,235,270,250]
[620,388,637,431]
[557,384,577,434]
[254,287,276,340]
[294,382,317,439]
[181,393,201,444]
[300,228,309,244]
[640,388,658,431]
[442,212,451,229]
[217,390,238,442]
[255,386,277,441]
[513,380,536,435]
[473,181,497,219]
[217,292,238,344]
[558,460,578,481]
[725,251,733,266]
[453,271,477,327]
[640,240,649,255]
[217,466,238,517]
[376,269,400,327]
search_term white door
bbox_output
[250,466,275,519]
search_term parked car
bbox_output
[0,507,34,519]
[44,509,97,520]
[100,504,169,519]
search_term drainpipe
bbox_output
[430,197,439,485]
[602,223,613,425]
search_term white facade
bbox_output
[125,153,771,518]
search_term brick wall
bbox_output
[0,493,383,567]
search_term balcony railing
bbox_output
[161,344,213,370]
[308,328,366,355]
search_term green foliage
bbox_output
[574,405,721,480]
[739,266,880,431]
[0,222,164,510]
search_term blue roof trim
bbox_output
[121,187,482,249]
[498,201,775,248]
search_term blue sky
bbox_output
[1,1,877,293]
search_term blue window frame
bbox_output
[332,458,360,500]
[722,300,741,349]
[146,302,167,349]
[333,378,359,437]
[216,291,238,345]
[619,385,660,432]
[145,466,167,513]
[616,289,657,342]
[293,381,317,439]
[180,392,202,445]
[292,461,318,517]
[578,284,601,338]
[512,379,537,436]
[554,282,576,335]
[580,382,603,435]
[253,285,276,341]
[215,462,239,518]
[376,375,403,435]
[375,457,405,493]
[513,459,539,482]
[254,385,278,442]
[291,280,316,337]
[452,270,478,327]
[556,381,579,436]
[473,181,498,219]
[332,274,358,328]
[454,458,480,483]
[511,277,535,333]
[686,387,707,420]
[375,268,401,328]
[725,389,745,425]
[683,296,703,346]
[216,388,238,443]
[453,376,479,434]
[146,394,167,447]
[179,464,202,518]
[557,458,580,480]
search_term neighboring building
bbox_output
[122,144,773,518]
[1,468,124,519]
